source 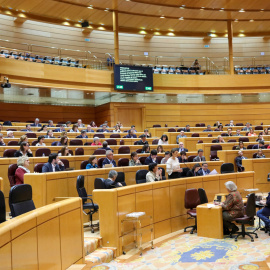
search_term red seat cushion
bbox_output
[234,215,250,222]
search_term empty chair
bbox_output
[25,133,36,138]
[184,189,201,234]
[232,146,238,150]
[138,156,147,165]
[120,140,125,145]
[6,128,17,131]
[195,124,201,127]
[60,159,69,169]
[94,178,107,189]
[93,134,105,138]
[221,163,234,174]
[152,139,159,145]
[3,149,17,158]
[168,128,176,132]
[93,149,106,155]
[191,133,199,137]
[210,145,222,161]
[118,158,129,167]
[76,175,99,233]
[118,146,130,154]
[7,141,18,146]
[135,170,148,184]
[98,157,105,168]
[110,134,120,138]
[31,140,38,146]
[239,137,249,143]
[153,124,161,127]
[3,121,12,126]
[236,123,244,126]
[228,139,236,142]
[187,155,196,162]
[115,172,125,184]
[34,163,45,173]
[255,126,263,131]
[0,191,6,223]
[106,139,117,145]
[75,147,84,155]
[9,184,36,217]
[136,149,142,153]
[70,139,83,146]
[200,123,205,127]
[156,156,163,164]
[197,140,203,144]
[247,144,255,149]
[212,139,218,143]
[198,188,208,204]
[8,164,18,187]
[208,134,213,137]
[80,160,88,170]
[35,148,51,157]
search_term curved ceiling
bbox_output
[1,0,270,37]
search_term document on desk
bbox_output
[207,204,215,208]
[209,169,218,175]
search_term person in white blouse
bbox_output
[166,148,183,179]
[158,134,169,145]
[146,163,162,182]
[36,135,46,147]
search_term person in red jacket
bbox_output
[15,156,30,185]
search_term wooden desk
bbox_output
[197,203,223,239]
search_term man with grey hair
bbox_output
[104,170,125,189]
[31,118,41,127]
[193,149,206,162]
[102,150,117,167]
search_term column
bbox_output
[113,0,119,65]
[227,20,234,75]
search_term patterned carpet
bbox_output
[89,225,270,270]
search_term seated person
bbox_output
[39,125,48,132]
[227,128,233,136]
[18,135,28,146]
[125,130,137,138]
[45,130,55,138]
[99,141,113,152]
[97,124,109,133]
[229,120,234,127]
[234,129,242,136]
[130,125,137,133]
[235,141,246,150]
[183,124,190,132]
[86,156,98,169]
[77,119,85,127]
[235,151,247,172]
[69,124,80,133]
[14,142,33,157]
[214,181,244,235]
[161,151,170,164]
[137,134,148,145]
[42,153,65,172]
[197,162,210,176]
[100,121,109,128]
[0,133,6,146]
[21,124,33,132]
[141,144,150,154]
[139,129,151,138]
[54,124,65,133]
[255,149,265,158]
[65,121,72,128]
[157,145,164,153]
[91,137,102,146]
[158,134,169,145]
[252,140,265,149]
[242,122,251,132]
[15,156,30,185]
[104,170,125,189]
[113,125,121,133]
[90,121,97,128]
[178,142,188,153]
[129,152,142,166]
[5,131,14,138]
[203,125,213,132]
[176,131,187,143]
[102,150,117,167]
[264,128,269,135]
[186,163,201,177]
[257,192,270,232]
[31,118,41,127]
[86,125,94,133]
[166,148,182,179]
[146,163,163,182]
[214,124,223,131]
[57,136,68,146]
[145,149,158,165]
[248,128,256,137]
[76,130,88,139]
[36,135,46,146]
[193,149,206,162]
[256,134,264,142]
[58,146,71,156]
[178,151,188,163]
[217,135,225,143]
[48,120,54,128]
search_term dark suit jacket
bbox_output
[102,158,117,167]
[235,156,247,168]
[31,123,41,127]
[179,147,188,153]
[54,128,65,132]
[144,156,156,165]
[125,134,137,138]
[262,193,270,216]
[14,151,33,158]
[252,144,265,149]
[137,140,149,145]
[197,168,211,176]
[97,129,109,132]
[186,170,199,177]
[183,128,190,132]
[203,129,213,132]
[42,162,65,173]
[104,178,123,189]
[76,135,88,138]
[193,155,206,162]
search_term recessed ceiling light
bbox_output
[250,19,254,22]
[87,6,93,9]
[239,9,245,12]
[179,17,184,20]
[160,16,165,18]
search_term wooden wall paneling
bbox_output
[0,243,12,270]
[202,176,221,202]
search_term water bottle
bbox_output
[42,153,45,157]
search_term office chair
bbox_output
[198,188,208,204]
[94,178,107,189]
[76,175,99,233]
[135,170,148,184]
[0,191,6,224]
[220,163,234,174]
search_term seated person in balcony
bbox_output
[146,163,163,182]
[86,156,98,169]
[192,59,201,68]
[18,135,28,146]
[256,134,264,142]
[126,130,137,138]
[229,120,234,127]
[15,156,30,185]
[248,128,256,137]
[197,162,211,176]
[5,131,14,138]
[137,134,148,145]
[252,140,265,149]
[217,135,225,143]
[69,124,80,133]
[21,124,33,132]
[142,144,150,154]
[36,135,46,147]
[145,149,158,165]
[235,151,247,172]
[242,122,251,132]
[113,125,121,133]
[77,119,85,127]
[86,125,94,133]
[0,133,6,146]
[97,124,109,133]
[105,170,125,189]
[178,142,188,153]
[178,151,188,163]
[99,141,113,152]
[91,137,102,146]
[161,151,170,164]
[257,192,270,232]
[166,148,182,179]
[31,118,41,127]
[45,130,55,139]
[255,149,265,158]
[183,124,191,132]
[90,121,97,128]
[235,141,246,150]
[76,130,88,139]
[58,146,71,156]
[54,124,65,132]
[129,152,142,166]
[158,134,169,145]
[65,121,72,128]
[57,136,68,146]
[48,120,54,128]
[203,125,213,132]
[186,163,201,177]
[157,145,164,153]
[102,150,117,167]
[139,129,151,138]
[14,142,33,157]
[42,153,65,172]
[234,129,242,136]
[193,149,206,162]
[176,130,187,143]
[130,125,137,133]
